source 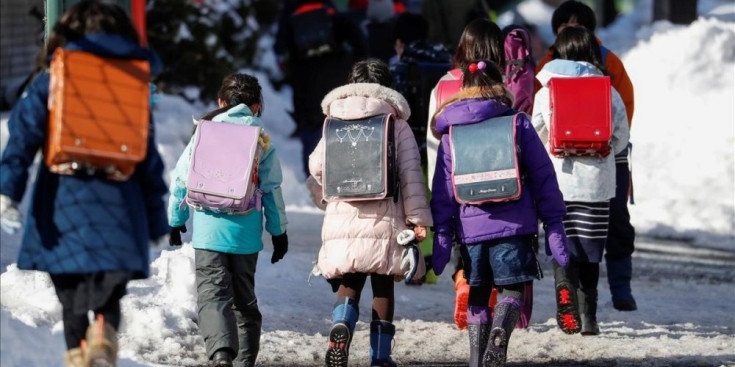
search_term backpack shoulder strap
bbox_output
[599,45,610,65]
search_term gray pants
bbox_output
[195,249,262,367]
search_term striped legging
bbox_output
[563,201,610,263]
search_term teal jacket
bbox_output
[167,104,287,254]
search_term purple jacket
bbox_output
[430,98,569,265]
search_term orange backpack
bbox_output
[46,49,151,181]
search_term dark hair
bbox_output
[453,18,505,71]
[552,27,608,75]
[347,58,393,87]
[551,0,597,35]
[200,73,263,120]
[462,60,504,88]
[42,0,139,67]
[460,60,513,103]
[393,12,428,44]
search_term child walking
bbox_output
[167,73,288,367]
[309,59,433,367]
[0,1,168,366]
[535,0,638,311]
[430,60,570,367]
[532,26,630,335]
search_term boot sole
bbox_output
[325,323,350,367]
[454,281,470,330]
[555,282,582,334]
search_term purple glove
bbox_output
[432,233,453,275]
[545,221,569,267]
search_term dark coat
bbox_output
[274,0,367,130]
[0,34,168,278]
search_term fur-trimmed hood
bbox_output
[321,83,411,121]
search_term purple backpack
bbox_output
[503,25,535,114]
[186,119,262,214]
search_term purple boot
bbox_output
[483,297,521,367]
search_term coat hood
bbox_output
[321,83,411,121]
[212,104,262,126]
[535,59,603,87]
[433,97,512,135]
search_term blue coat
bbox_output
[0,34,168,278]
[167,104,287,255]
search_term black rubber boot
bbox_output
[552,259,582,334]
[579,287,600,335]
[468,323,491,367]
[483,298,521,367]
[211,348,234,367]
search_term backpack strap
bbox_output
[599,45,610,65]
[448,68,463,79]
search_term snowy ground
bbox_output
[1,0,734,366]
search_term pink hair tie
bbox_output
[477,61,487,70]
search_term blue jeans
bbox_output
[460,235,540,287]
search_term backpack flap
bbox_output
[186,120,262,214]
[322,114,396,202]
[548,76,612,157]
[46,49,151,181]
[450,115,521,204]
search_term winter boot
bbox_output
[325,297,359,367]
[606,257,637,311]
[552,259,582,334]
[578,288,600,335]
[84,315,118,367]
[467,305,492,367]
[483,297,521,367]
[63,347,85,367]
[369,320,396,367]
[210,348,234,367]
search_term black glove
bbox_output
[169,225,187,246]
[271,232,288,264]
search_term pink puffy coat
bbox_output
[309,83,433,280]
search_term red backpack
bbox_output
[548,76,612,157]
[435,68,463,109]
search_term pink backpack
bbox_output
[435,68,463,110]
[186,120,262,214]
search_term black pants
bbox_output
[51,272,129,349]
[606,160,636,261]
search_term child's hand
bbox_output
[271,232,288,264]
[545,222,569,266]
[0,195,22,235]
[168,225,187,246]
[413,226,427,242]
[432,233,453,275]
